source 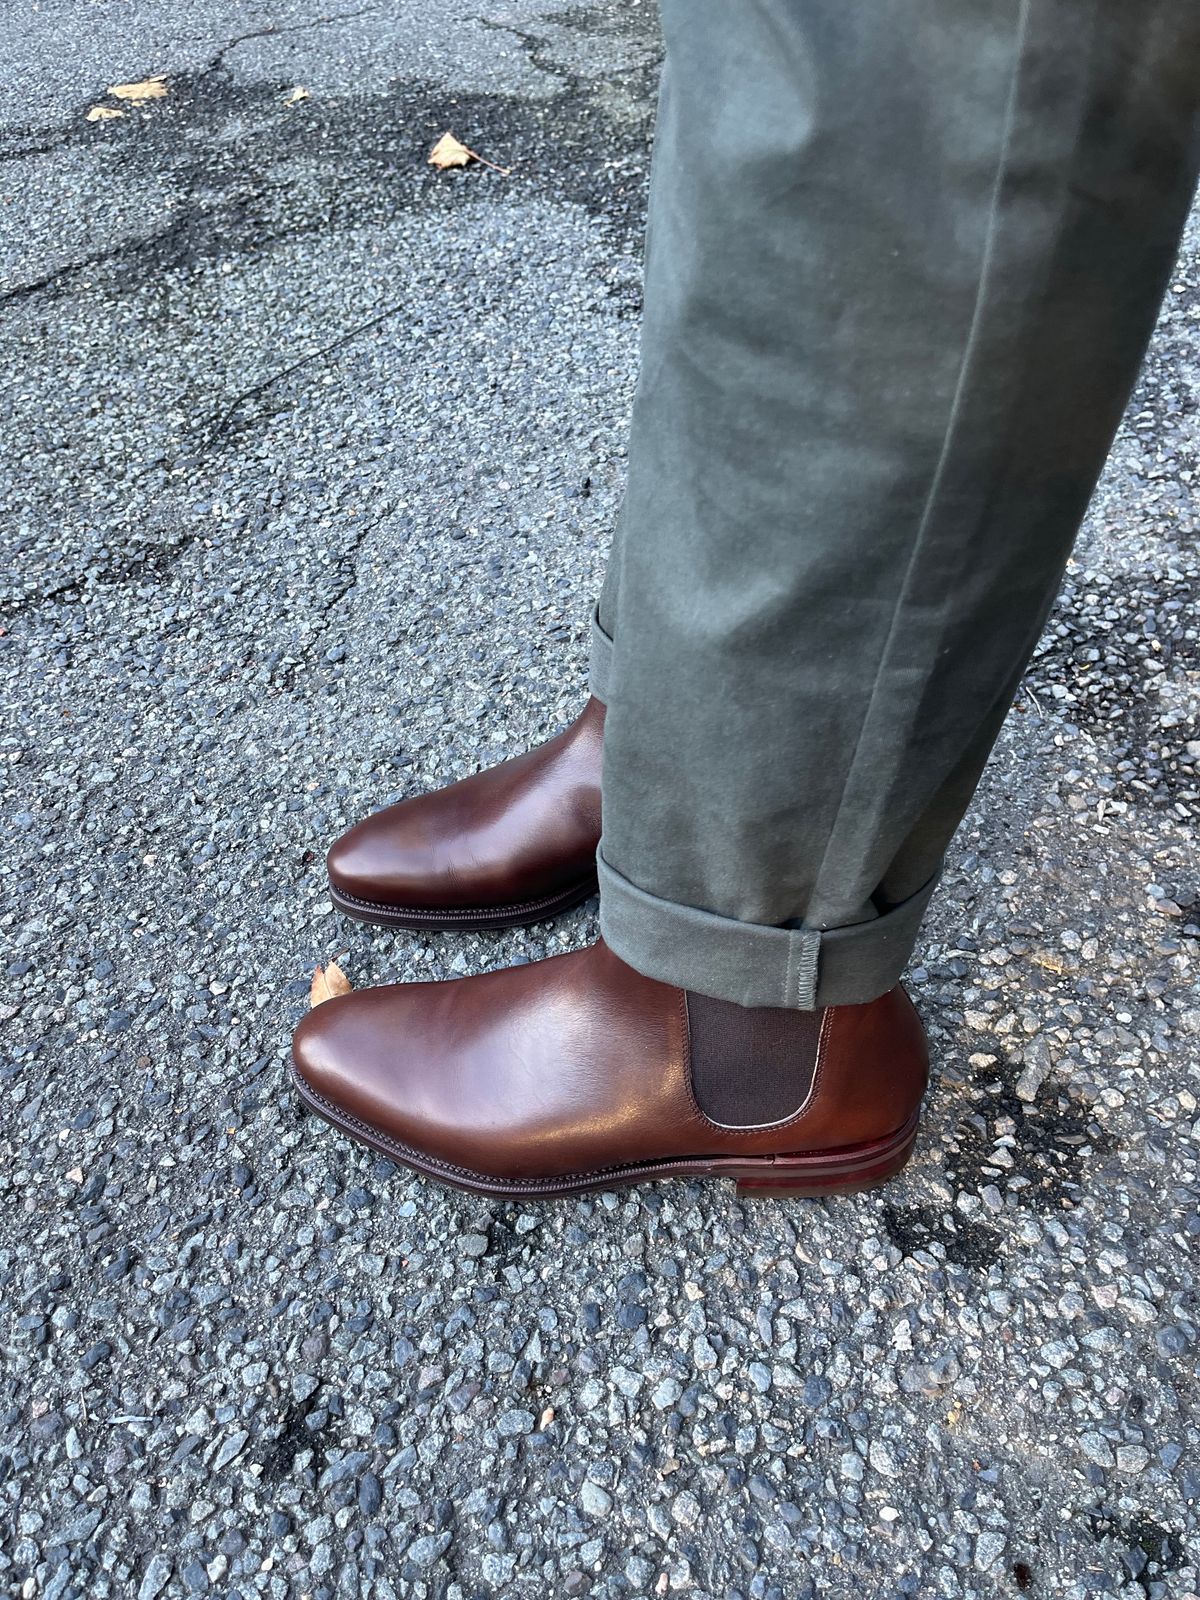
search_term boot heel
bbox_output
[734,1118,919,1200]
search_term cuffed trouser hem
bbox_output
[588,605,614,705]
[598,850,940,1009]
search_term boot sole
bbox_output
[290,1064,921,1200]
[328,873,599,932]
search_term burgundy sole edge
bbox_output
[328,874,599,932]
[290,1063,922,1200]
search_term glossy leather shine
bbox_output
[326,699,604,927]
[292,939,929,1195]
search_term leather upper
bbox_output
[292,939,929,1182]
[327,698,604,910]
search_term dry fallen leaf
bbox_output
[428,130,510,176]
[86,105,125,122]
[310,960,352,1008]
[429,131,472,169]
[283,86,310,105]
[108,75,168,104]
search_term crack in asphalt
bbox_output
[1,15,656,622]
[203,303,409,447]
[188,4,386,71]
[472,15,583,91]
[0,213,190,307]
[1,24,655,307]
[0,4,385,163]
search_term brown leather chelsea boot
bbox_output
[326,698,604,930]
[291,939,928,1199]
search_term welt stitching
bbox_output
[334,879,595,919]
[296,1068,750,1187]
[293,1060,913,1189]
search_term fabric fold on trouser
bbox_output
[588,603,615,706]
[593,0,1200,1009]
[598,850,940,1010]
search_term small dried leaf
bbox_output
[428,131,473,170]
[86,105,125,122]
[283,86,310,104]
[428,130,511,176]
[310,960,352,1008]
[108,75,168,103]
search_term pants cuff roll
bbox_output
[588,604,615,704]
[598,850,939,1009]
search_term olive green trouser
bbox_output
[589,0,1200,1009]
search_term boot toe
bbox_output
[291,987,419,1141]
[292,979,493,1177]
[290,992,364,1115]
[326,811,432,909]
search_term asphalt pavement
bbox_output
[2,5,1199,1598]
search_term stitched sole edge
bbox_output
[290,1063,921,1199]
[328,874,599,931]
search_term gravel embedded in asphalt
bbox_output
[2,4,1199,1598]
